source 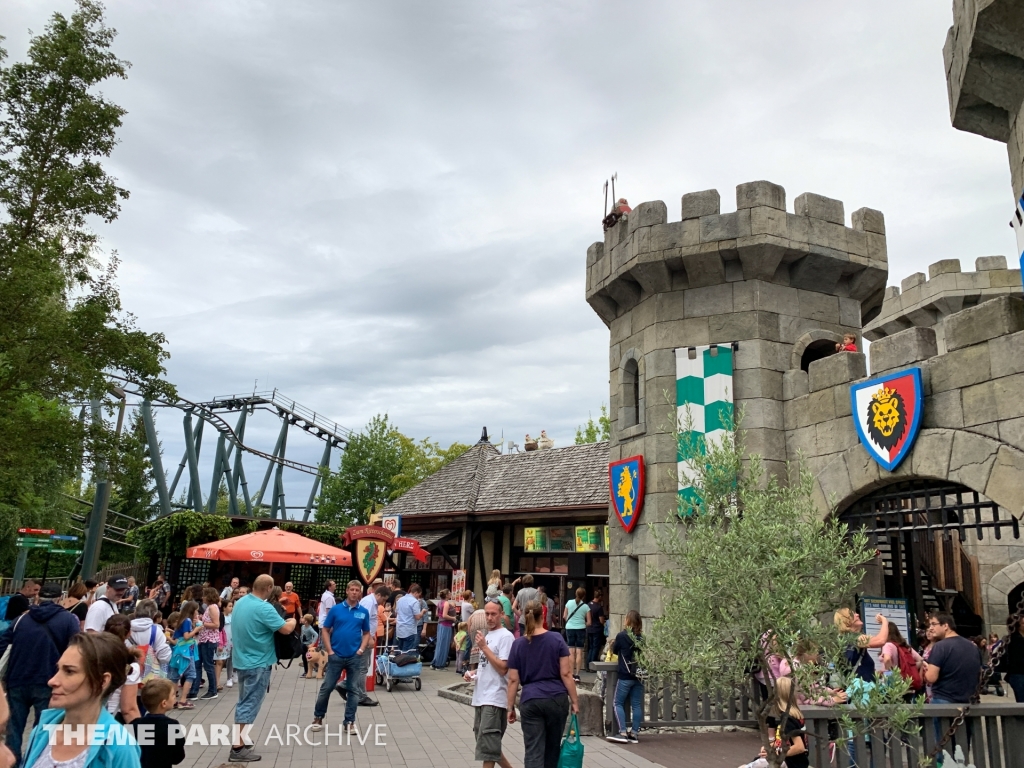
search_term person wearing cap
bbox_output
[0,582,80,762]
[83,575,129,633]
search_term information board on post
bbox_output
[860,596,910,668]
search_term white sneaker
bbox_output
[226,678,234,688]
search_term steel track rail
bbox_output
[110,376,331,477]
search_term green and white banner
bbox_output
[676,344,734,510]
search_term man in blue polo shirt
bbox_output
[310,580,370,734]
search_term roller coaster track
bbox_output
[111,376,333,477]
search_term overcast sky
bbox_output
[6,1,1017,515]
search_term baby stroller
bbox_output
[374,617,422,692]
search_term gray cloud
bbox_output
[6,0,1017,510]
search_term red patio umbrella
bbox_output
[186,527,352,566]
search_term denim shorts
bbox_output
[566,629,586,648]
[177,659,197,684]
[235,666,273,724]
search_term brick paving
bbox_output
[167,664,760,768]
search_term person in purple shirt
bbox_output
[506,601,579,768]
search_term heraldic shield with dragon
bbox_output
[609,455,644,533]
[850,367,924,472]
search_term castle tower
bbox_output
[586,180,888,622]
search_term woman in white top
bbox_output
[103,615,142,723]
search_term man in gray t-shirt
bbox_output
[513,576,538,627]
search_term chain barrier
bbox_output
[926,591,1024,761]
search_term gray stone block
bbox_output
[736,180,786,211]
[839,297,861,328]
[680,247,726,288]
[948,430,999,495]
[945,295,1024,351]
[928,259,962,278]
[927,342,992,393]
[627,200,667,233]
[681,189,720,220]
[851,207,886,235]
[921,389,965,429]
[699,210,751,242]
[789,253,845,293]
[869,327,938,373]
[587,241,604,267]
[901,273,926,292]
[986,445,1024,517]
[793,192,845,225]
[976,256,1008,271]
[808,352,867,392]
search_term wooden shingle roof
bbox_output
[385,441,610,517]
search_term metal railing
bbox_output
[803,703,1024,768]
[202,389,351,443]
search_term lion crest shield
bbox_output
[850,368,923,471]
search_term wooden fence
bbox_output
[591,661,763,731]
[803,704,1024,768]
[1,561,146,595]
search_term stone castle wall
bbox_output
[587,180,889,626]
[588,182,1024,633]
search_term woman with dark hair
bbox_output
[879,622,924,700]
[196,588,222,700]
[22,632,141,768]
[608,610,645,744]
[63,583,90,627]
[506,601,579,768]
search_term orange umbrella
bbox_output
[186,527,352,566]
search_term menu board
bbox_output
[575,526,603,552]
[524,527,549,552]
[548,527,576,551]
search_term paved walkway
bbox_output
[170,664,759,768]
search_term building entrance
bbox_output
[841,480,1020,638]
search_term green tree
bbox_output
[574,404,610,444]
[0,1,172,572]
[390,435,469,499]
[315,414,469,526]
[644,423,919,767]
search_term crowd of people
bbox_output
[6,568,1020,768]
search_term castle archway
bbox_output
[836,479,1009,636]
[985,560,1024,632]
[792,330,844,371]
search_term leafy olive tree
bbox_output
[643,422,920,768]
[0,1,172,572]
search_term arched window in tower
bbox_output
[622,358,640,428]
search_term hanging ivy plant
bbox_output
[279,522,348,546]
[128,511,238,558]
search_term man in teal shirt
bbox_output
[228,574,297,763]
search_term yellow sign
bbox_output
[524,527,548,552]
[603,525,610,552]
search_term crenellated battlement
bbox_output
[862,256,1022,353]
[585,180,888,327]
